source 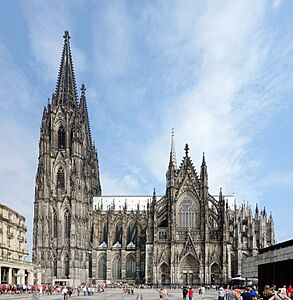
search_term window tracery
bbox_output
[178,198,196,228]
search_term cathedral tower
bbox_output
[32,31,101,285]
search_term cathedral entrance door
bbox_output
[183,273,187,285]
[160,263,170,285]
[188,273,193,285]
[180,254,199,285]
[182,272,193,286]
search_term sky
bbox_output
[0,0,293,256]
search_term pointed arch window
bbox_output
[140,228,146,250]
[114,222,122,245]
[112,256,121,280]
[58,126,66,150]
[127,223,136,244]
[57,167,65,190]
[64,210,71,238]
[126,256,136,279]
[69,130,73,155]
[64,256,69,278]
[179,198,196,228]
[53,211,58,238]
[53,258,57,277]
[97,256,106,280]
[102,222,108,245]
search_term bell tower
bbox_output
[32,31,101,285]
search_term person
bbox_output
[201,286,206,299]
[227,286,237,300]
[281,286,287,297]
[287,286,293,298]
[269,288,291,300]
[250,287,258,299]
[62,286,68,300]
[263,285,274,300]
[241,287,254,300]
[183,287,188,300]
[218,286,225,300]
[188,287,194,300]
[82,286,87,297]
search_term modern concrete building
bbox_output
[0,203,34,285]
[242,239,293,291]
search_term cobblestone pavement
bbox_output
[0,288,218,300]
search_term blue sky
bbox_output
[0,0,293,255]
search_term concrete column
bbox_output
[20,269,25,285]
[28,272,34,285]
[8,268,12,284]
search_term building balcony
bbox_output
[7,231,13,238]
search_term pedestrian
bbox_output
[218,286,225,300]
[188,287,194,300]
[269,288,291,300]
[201,286,206,299]
[227,286,236,300]
[183,287,188,300]
[262,285,274,300]
[241,287,254,300]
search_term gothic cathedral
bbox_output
[33,32,275,286]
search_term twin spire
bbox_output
[55,30,78,106]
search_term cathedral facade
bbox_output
[33,32,275,286]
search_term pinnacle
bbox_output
[184,143,189,156]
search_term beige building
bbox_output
[0,203,34,285]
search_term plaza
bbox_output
[0,288,218,300]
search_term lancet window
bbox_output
[64,210,71,238]
[126,256,136,279]
[57,167,65,190]
[58,126,66,150]
[112,257,121,279]
[97,256,106,279]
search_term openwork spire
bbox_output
[80,83,92,146]
[55,30,78,106]
[169,128,177,168]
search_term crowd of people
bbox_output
[0,283,106,297]
[179,284,293,300]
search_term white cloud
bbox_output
[21,0,87,83]
[137,1,285,202]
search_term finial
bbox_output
[184,143,189,156]
[255,203,259,214]
[171,128,174,137]
[63,30,71,44]
[153,188,156,197]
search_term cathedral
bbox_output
[32,32,275,286]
